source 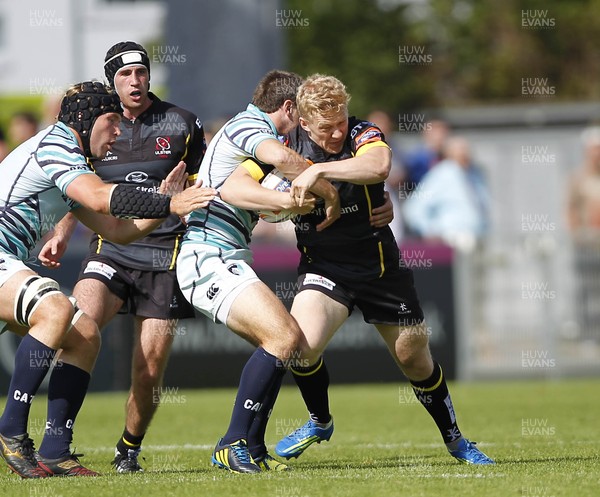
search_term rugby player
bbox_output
[222,74,495,465]
[176,69,341,473]
[40,41,207,473]
[0,81,215,478]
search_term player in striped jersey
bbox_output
[177,70,341,473]
[41,41,208,474]
[219,74,493,466]
[0,81,215,478]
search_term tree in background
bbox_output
[286,0,600,116]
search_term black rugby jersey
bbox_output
[89,93,206,270]
[287,117,399,281]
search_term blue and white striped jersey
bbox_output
[0,121,94,260]
[184,103,279,251]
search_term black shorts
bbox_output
[297,266,424,326]
[77,254,195,319]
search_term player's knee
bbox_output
[133,366,162,388]
[62,313,101,357]
[33,295,75,334]
[396,323,430,367]
[77,314,102,355]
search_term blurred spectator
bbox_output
[8,111,39,148]
[567,126,600,236]
[402,119,449,188]
[566,126,600,341]
[367,109,405,242]
[403,136,489,252]
[0,127,8,162]
[41,94,62,128]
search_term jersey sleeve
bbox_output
[349,120,389,156]
[36,131,95,195]
[183,116,206,184]
[224,117,277,157]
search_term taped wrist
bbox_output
[109,184,171,219]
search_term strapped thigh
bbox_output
[13,275,62,326]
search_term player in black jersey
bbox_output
[277,74,494,464]
[225,74,494,465]
[39,42,206,473]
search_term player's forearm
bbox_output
[52,212,79,243]
[255,139,308,180]
[311,152,390,185]
[221,174,295,211]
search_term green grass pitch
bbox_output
[1,379,598,496]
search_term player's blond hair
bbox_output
[297,74,351,121]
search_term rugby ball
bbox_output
[257,169,295,223]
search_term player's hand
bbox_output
[290,166,321,206]
[160,161,188,196]
[316,189,341,232]
[288,192,317,215]
[38,235,69,268]
[370,191,394,228]
[169,180,217,216]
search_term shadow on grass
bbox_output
[501,454,600,465]
[292,454,447,471]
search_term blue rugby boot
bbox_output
[275,418,334,459]
[448,438,495,465]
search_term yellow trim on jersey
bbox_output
[291,357,323,376]
[355,140,390,157]
[363,185,373,212]
[377,241,385,277]
[188,172,198,184]
[169,234,181,270]
[180,133,191,162]
[363,185,385,277]
[241,158,266,182]
[412,366,444,393]
[96,235,103,254]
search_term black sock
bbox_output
[222,347,285,445]
[116,429,145,456]
[247,368,285,459]
[0,334,55,437]
[38,362,90,459]
[410,362,462,444]
[291,356,331,424]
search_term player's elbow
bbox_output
[220,183,234,204]
[269,147,297,172]
[374,162,391,182]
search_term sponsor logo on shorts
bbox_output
[83,261,117,280]
[0,259,5,271]
[398,302,411,315]
[206,283,220,300]
[303,273,335,291]
[227,263,242,275]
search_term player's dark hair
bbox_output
[251,70,304,113]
